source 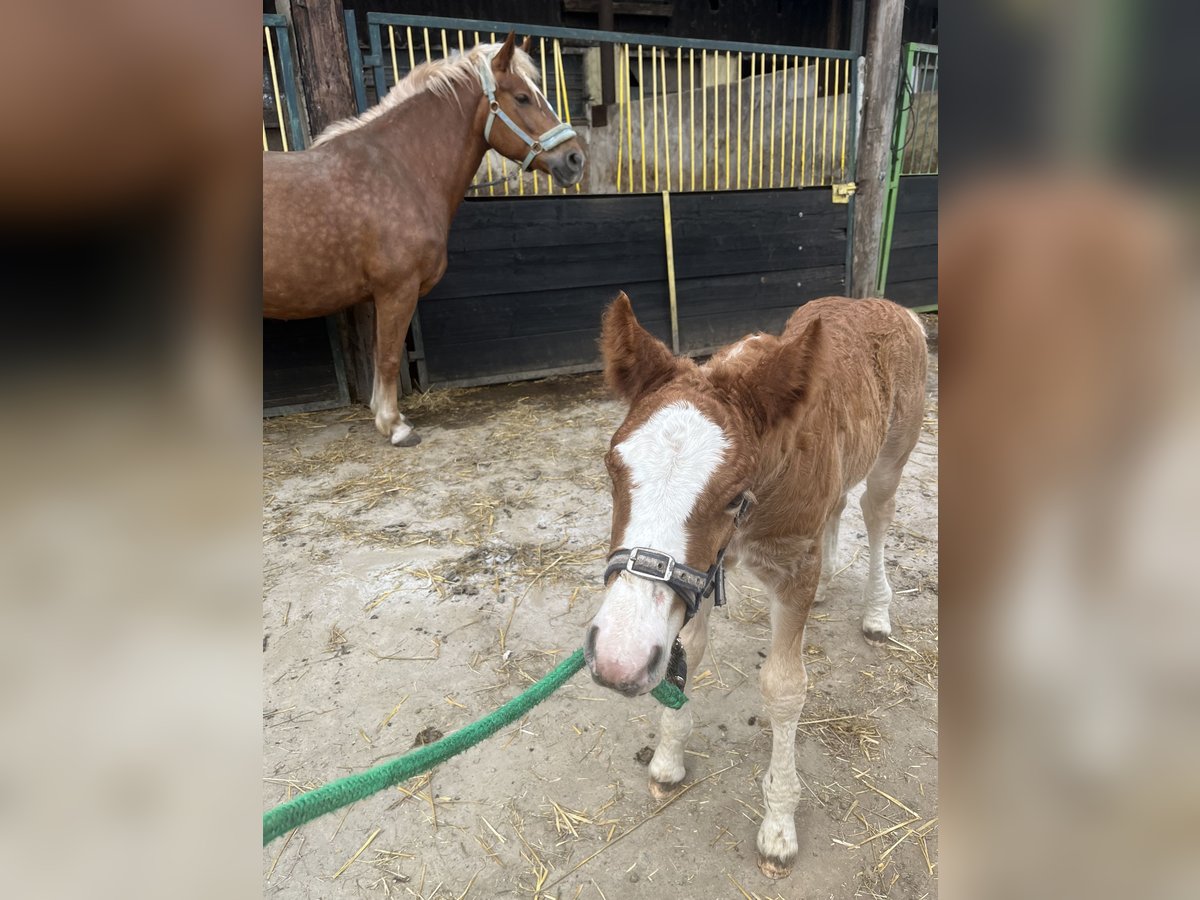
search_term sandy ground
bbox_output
[263,330,938,899]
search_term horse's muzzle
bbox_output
[550,148,586,187]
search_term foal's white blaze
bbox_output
[590,402,729,691]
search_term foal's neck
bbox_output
[368,81,489,221]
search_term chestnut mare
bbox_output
[263,35,586,445]
[585,293,927,878]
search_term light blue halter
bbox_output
[476,54,577,173]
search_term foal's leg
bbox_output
[647,601,711,799]
[814,492,847,604]
[371,285,421,447]
[757,549,820,878]
[859,460,906,642]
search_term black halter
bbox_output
[602,494,754,686]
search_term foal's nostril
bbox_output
[646,644,663,676]
[568,150,584,169]
[586,625,599,659]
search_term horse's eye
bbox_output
[727,492,746,512]
[515,93,531,105]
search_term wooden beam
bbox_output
[287,0,375,402]
[851,0,905,298]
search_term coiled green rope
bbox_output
[264,648,687,844]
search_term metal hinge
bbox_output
[832,182,857,204]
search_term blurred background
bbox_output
[0,1,1196,898]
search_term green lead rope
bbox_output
[263,647,687,844]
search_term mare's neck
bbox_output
[367,79,490,221]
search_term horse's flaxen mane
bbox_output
[313,43,542,146]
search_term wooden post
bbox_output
[287,0,375,402]
[592,0,616,127]
[850,0,905,298]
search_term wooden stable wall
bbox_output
[883,175,937,309]
[413,188,849,389]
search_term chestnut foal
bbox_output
[585,293,927,877]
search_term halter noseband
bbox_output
[602,494,753,689]
[476,55,577,173]
[603,493,754,628]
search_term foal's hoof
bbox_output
[648,777,684,802]
[862,625,891,644]
[757,853,794,879]
[390,427,422,447]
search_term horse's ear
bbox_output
[602,292,683,403]
[520,36,533,54]
[746,317,825,430]
[493,32,518,73]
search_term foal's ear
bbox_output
[602,292,683,403]
[520,36,533,54]
[748,317,825,430]
[493,32,518,73]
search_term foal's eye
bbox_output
[515,93,531,105]
[727,492,747,512]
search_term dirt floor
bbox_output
[263,332,938,899]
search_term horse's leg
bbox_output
[859,413,922,640]
[756,547,820,878]
[814,492,847,604]
[371,285,421,447]
[647,600,712,800]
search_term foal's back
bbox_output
[788,297,927,486]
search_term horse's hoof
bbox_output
[648,777,684,802]
[757,853,794,879]
[390,428,422,448]
[862,626,890,644]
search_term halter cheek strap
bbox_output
[476,56,577,172]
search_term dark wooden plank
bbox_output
[885,244,938,281]
[895,175,938,213]
[885,277,938,308]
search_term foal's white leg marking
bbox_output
[860,480,898,640]
[648,606,711,795]
[757,632,809,876]
[648,703,692,789]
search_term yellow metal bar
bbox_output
[724,51,731,190]
[262,121,269,152]
[830,54,839,185]
[701,50,708,191]
[458,31,465,52]
[661,191,679,354]
[625,45,634,192]
[440,28,449,58]
[422,27,432,63]
[651,46,659,192]
[265,28,290,151]
[779,57,788,186]
[810,58,818,185]
[616,47,625,194]
[387,26,399,83]
[820,58,829,185]
[676,50,683,189]
[638,45,647,193]
[705,50,715,189]
[554,40,580,193]
[768,54,777,188]
[735,51,743,189]
[747,51,755,187]
[840,59,850,179]
[688,48,695,191]
[537,38,549,194]
[660,51,671,191]
[406,27,417,73]
[757,53,766,188]
[790,56,800,185]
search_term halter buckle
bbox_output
[489,100,499,111]
[626,548,674,583]
[531,141,543,153]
